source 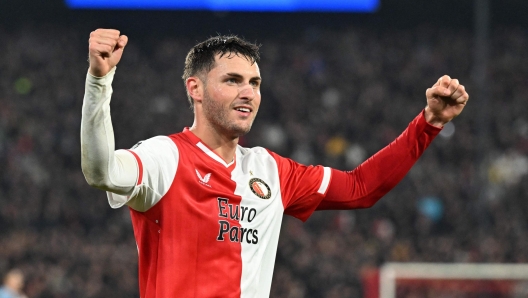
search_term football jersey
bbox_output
[82,68,441,298]
[108,128,332,298]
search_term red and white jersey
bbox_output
[108,128,332,298]
[82,69,441,298]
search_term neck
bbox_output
[189,122,239,164]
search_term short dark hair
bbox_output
[182,35,261,108]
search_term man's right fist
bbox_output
[88,29,128,77]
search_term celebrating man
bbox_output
[81,29,468,297]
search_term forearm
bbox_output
[80,67,137,195]
[318,110,442,210]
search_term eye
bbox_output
[226,78,237,84]
[250,81,260,87]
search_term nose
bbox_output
[238,84,255,101]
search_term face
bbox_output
[6,273,24,291]
[200,54,261,138]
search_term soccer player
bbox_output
[81,29,469,297]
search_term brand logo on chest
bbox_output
[195,169,212,187]
[249,178,271,200]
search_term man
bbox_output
[81,29,468,297]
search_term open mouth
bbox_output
[235,107,251,113]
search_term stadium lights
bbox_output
[65,0,379,12]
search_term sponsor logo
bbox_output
[249,178,271,200]
[216,197,259,245]
[196,169,211,187]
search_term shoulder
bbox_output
[237,146,290,168]
[129,135,180,161]
[132,135,178,150]
[237,145,274,157]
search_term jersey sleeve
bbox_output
[267,151,332,221]
[81,67,143,200]
[317,110,442,210]
[107,136,179,212]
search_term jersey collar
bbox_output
[182,128,236,169]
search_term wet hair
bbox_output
[182,35,261,108]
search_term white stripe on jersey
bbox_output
[318,167,332,194]
[197,141,235,167]
[234,147,284,298]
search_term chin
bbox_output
[230,125,252,138]
[232,120,255,135]
[234,128,251,137]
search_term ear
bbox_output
[186,76,204,105]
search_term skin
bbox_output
[186,53,262,163]
[425,76,469,127]
[88,28,469,164]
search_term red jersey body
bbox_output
[109,128,331,298]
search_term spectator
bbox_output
[0,269,27,298]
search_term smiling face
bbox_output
[197,53,262,139]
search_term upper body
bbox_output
[80,29,469,297]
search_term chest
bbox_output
[154,149,285,245]
[184,151,281,208]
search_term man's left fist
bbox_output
[424,75,469,127]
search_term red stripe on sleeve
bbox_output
[126,150,144,185]
[317,110,442,210]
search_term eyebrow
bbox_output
[225,72,262,82]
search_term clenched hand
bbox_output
[424,75,469,127]
[88,29,128,77]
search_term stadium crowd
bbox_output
[0,23,527,297]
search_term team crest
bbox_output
[249,178,271,200]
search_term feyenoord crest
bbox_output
[249,178,271,200]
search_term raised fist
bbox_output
[424,75,469,127]
[88,29,128,77]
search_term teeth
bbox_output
[237,108,250,112]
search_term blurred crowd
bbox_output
[0,22,527,297]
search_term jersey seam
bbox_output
[129,184,163,212]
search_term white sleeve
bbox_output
[80,67,179,212]
[80,67,138,196]
[107,136,179,212]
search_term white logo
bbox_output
[196,169,212,187]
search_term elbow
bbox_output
[356,200,377,209]
[352,196,382,209]
[83,173,106,190]
[359,188,392,209]
[84,177,107,190]
[81,164,110,190]
[366,200,379,208]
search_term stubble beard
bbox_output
[202,91,255,139]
